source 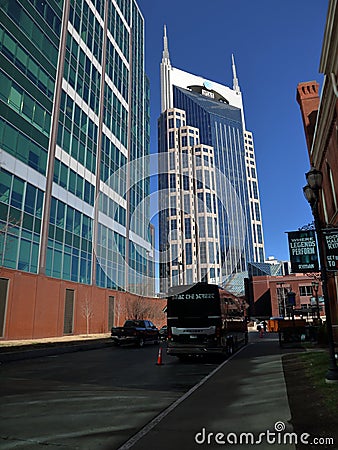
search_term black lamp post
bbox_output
[303,166,338,383]
[287,290,296,326]
[277,282,286,317]
[178,260,183,285]
[311,280,320,321]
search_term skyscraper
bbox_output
[159,27,265,292]
[0,0,153,338]
[158,107,222,290]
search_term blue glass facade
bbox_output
[0,0,152,295]
[0,0,62,273]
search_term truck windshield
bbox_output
[124,320,144,327]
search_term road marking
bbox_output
[117,345,248,449]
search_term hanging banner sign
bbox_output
[323,229,338,272]
[287,230,319,273]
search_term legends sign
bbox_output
[287,230,319,273]
[323,229,338,272]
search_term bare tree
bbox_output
[145,301,166,323]
[115,299,125,326]
[0,151,24,269]
[126,297,165,324]
[81,297,94,335]
[126,297,149,320]
[0,216,22,271]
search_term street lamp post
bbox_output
[311,280,320,322]
[303,166,338,383]
[178,261,183,285]
[287,290,296,327]
[277,282,286,317]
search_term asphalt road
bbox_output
[0,342,222,449]
[127,333,297,450]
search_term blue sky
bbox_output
[138,0,328,261]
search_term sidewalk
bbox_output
[119,332,297,450]
[0,333,111,347]
[0,333,111,362]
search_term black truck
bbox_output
[111,320,159,347]
[166,283,248,359]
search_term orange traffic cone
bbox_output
[156,346,163,365]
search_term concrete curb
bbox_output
[0,339,112,363]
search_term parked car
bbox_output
[159,325,168,340]
[111,320,159,347]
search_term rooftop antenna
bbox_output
[232,53,240,93]
[162,24,170,63]
[160,25,172,111]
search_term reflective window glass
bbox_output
[0,169,11,204]
[24,184,36,214]
[11,177,24,209]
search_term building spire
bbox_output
[162,24,170,63]
[161,24,172,112]
[232,54,240,93]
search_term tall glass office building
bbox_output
[0,0,152,295]
[159,27,265,292]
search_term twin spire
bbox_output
[162,25,240,93]
[231,54,240,93]
[162,24,170,63]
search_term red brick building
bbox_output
[296,0,338,336]
[0,268,166,340]
[248,273,323,321]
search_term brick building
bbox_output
[0,267,166,340]
[247,273,323,321]
[296,0,338,335]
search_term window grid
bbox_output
[0,168,43,273]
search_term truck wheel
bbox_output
[138,338,145,347]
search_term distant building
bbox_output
[248,256,291,276]
[245,258,290,317]
[296,0,338,335]
[246,273,324,320]
[158,26,265,293]
[0,0,155,339]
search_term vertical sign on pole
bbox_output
[287,230,319,273]
[323,229,338,272]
